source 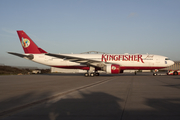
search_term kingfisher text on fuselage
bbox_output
[101,54,144,63]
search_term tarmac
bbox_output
[0,73,180,120]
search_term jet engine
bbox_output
[105,64,120,74]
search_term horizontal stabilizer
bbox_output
[8,52,34,60]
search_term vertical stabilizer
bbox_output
[17,30,47,54]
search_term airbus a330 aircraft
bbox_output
[8,30,174,76]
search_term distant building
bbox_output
[51,67,86,73]
[31,69,41,74]
[142,70,151,72]
[124,70,137,73]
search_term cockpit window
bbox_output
[165,58,170,60]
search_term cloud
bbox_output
[127,12,138,18]
[0,34,16,38]
[1,28,16,35]
[0,28,17,38]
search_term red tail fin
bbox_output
[17,30,47,54]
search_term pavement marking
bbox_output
[120,76,134,120]
[0,77,115,118]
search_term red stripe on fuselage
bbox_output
[52,66,166,70]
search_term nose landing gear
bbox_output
[153,73,157,76]
[84,72,100,77]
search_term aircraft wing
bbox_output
[45,53,106,67]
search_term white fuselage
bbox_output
[28,53,174,70]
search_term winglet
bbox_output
[17,30,47,54]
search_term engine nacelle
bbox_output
[106,64,120,74]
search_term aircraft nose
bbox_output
[170,60,175,66]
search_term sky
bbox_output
[0,0,180,68]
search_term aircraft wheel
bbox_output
[153,73,157,76]
[84,73,89,77]
[173,71,178,75]
[95,73,99,76]
[90,73,94,77]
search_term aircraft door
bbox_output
[155,57,160,63]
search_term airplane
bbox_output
[8,30,174,76]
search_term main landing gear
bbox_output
[84,72,100,77]
[153,69,158,76]
[84,66,99,77]
[84,66,100,77]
